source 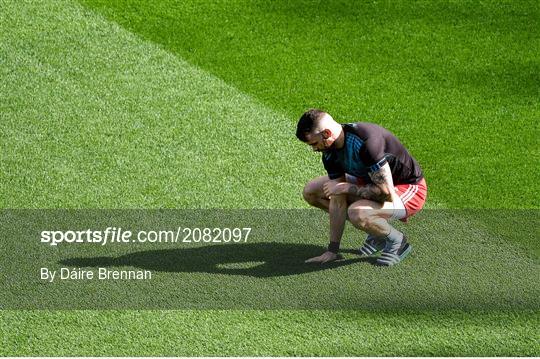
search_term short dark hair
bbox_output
[296,109,327,142]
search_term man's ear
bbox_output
[321,129,331,139]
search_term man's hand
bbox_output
[323,181,351,198]
[305,251,340,264]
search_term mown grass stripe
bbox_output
[1,0,317,209]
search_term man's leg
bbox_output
[303,175,372,212]
[304,176,389,246]
[347,199,411,266]
[303,175,331,211]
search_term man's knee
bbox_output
[347,206,374,229]
[303,181,321,204]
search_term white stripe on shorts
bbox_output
[399,185,415,202]
[401,185,418,204]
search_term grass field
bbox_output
[1,0,539,356]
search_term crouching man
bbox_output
[297,109,427,266]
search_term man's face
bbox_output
[305,130,332,152]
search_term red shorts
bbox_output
[395,178,427,221]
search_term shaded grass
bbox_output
[2,210,538,310]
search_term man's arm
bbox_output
[355,134,396,203]
[365,162,403,207]
[306,177,347,263]
[347,183,391,203]
[369,163,394,197]
[314,163,397,205]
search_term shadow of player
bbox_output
[59,242,376,278]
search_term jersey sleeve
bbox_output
[359,135,387,173]
[322,153,344,180]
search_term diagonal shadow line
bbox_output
[59,242,376,278]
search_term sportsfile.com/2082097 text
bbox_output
[40,227,252,246]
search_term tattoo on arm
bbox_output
[367,163,394,202]
[345,164,396,203]
[370,171,387,185]
[348,184,391,203]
